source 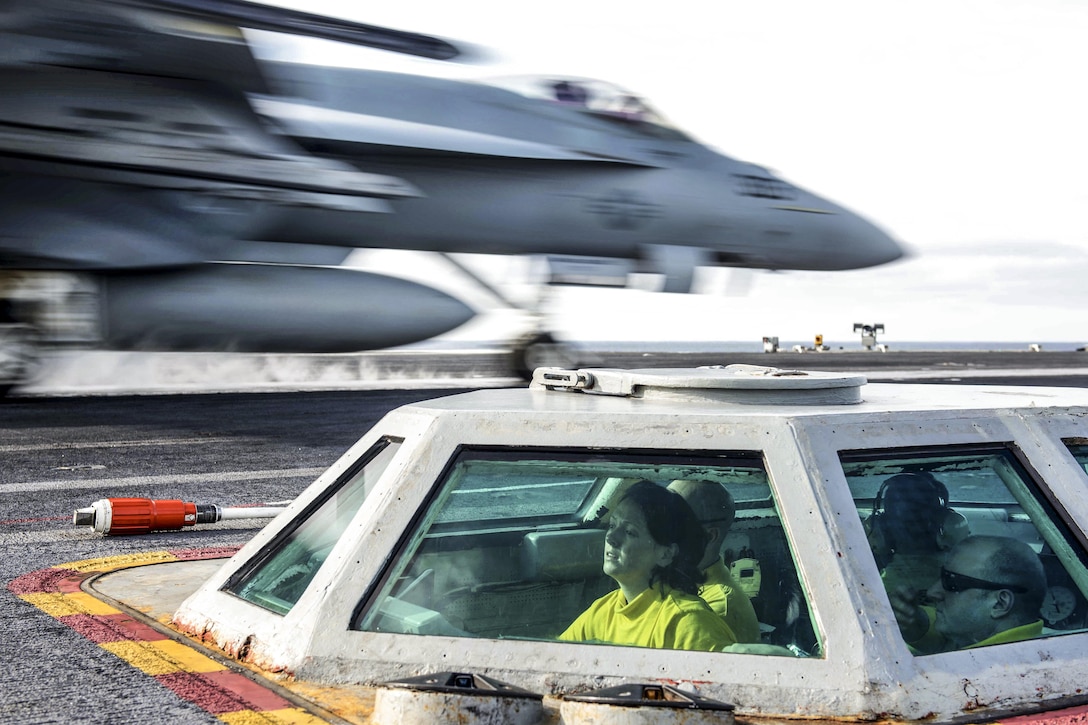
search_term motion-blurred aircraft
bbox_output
[0,0,903,388]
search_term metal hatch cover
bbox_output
[530,364,866,405]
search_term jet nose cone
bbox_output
[774,182,906,271]
[842,214,906,269]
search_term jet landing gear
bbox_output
[433,253,584,380]
[0,322,39,397]
[509,331,580,381]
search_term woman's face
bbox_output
[603,498,676,593]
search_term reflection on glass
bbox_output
[842,446,1088,654]
[226,438,401,615]
[1064,442,1088,477]
[355,448,820,657]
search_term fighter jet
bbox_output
[250,71,903,285]
[0,0,903,389]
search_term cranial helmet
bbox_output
[866,472,968,566]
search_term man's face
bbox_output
[926,544,999,647]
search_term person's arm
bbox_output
[888,586,945,653]
[558,609,589,641]
[670,609,737,652]
[888,585,930,642]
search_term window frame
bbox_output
[839,441,1088,648]
[223,436,403,614]
[350,443,816,652]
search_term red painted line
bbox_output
[7,566,80,595]
[60,613,169,644]
[55,572,87,594]
[10,548,310,722]
[156,670,295,715]
[156,670,256,715]
[199,670,297,713]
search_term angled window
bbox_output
[225,437,402,614]
[841,445,1088,654]
[355,447,821,657]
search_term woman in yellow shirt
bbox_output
[560,480,737,651]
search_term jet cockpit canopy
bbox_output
[480,75,690,140]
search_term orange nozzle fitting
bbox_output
[73,498,286,536]
[72,498,216,536]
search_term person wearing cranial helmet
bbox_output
[865,471,970,602]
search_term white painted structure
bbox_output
[175,366,1088,722]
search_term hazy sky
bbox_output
[260,1,1087,343]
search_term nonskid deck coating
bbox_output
[7,548,353,724]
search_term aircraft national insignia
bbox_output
[586,190,662,230]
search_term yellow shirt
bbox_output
[881,553,943,598]
[559,584,737,651]
[907,607,1043,653]
[968,619,1043,649]
[700,560,761,643]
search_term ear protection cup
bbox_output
[864,509,891,569]
[936,509,970,551]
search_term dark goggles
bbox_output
[940,567,1028,594]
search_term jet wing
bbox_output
[0,69,416,203]
[0,0,462,91]
[137,0,461,60]
[0,0,469,270]
[0,0,465,189]
[0,0,461,193]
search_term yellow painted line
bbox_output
[63,550,180,574]
[19,591,120,617]
[100,641,178,676]
[219,708,329,724]
[101,639,227,676]
[149,639,229,673]
[26,551,337,723]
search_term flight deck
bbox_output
[14,346,1088,396]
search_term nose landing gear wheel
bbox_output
[510,333,577,380]
[0,324,40,397]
